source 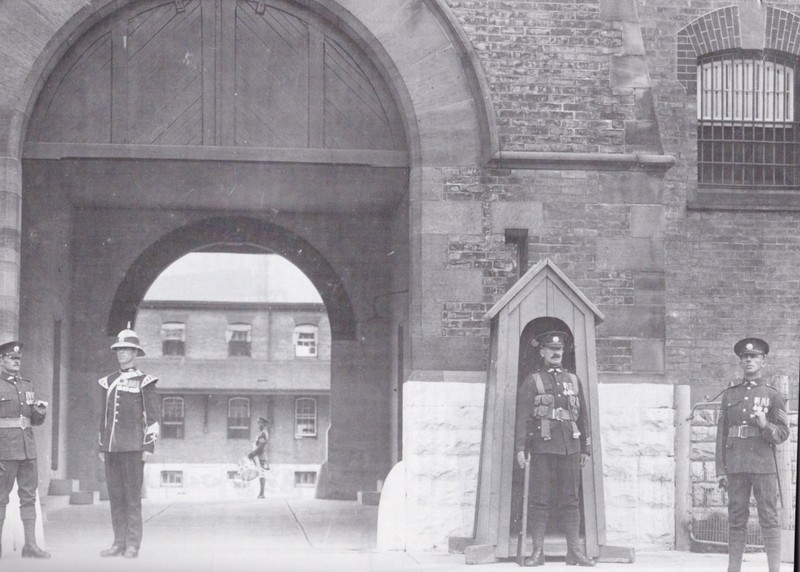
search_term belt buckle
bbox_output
[734,425,746,438]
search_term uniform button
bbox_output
[745,397,749,400]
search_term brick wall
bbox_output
[635,0,800,406]
[445,0,630,152]
[438,166,664,375]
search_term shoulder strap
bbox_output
[531,373,545,395]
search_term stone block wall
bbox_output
[400,380,485,551]
[598,383,675,549]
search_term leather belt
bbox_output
[549,408,573,421]
[0,416,30,429]
[730,424,760,438]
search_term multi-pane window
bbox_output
[161,322,185,356]
[227,323,251,357]
[160,470,183,487]
[697,51,799,188]
[295,397,317,438]
[228,397,251,439]
[161,396,185,439]
[294,471,317,487]
[294,324,318,357]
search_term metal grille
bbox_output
[697,51,800,189]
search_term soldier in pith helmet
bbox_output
[0,341,50,558]
[98,327,160,559]
[514,331,594,567]
[716,337,789,572]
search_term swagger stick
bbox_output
[516,453,531,566]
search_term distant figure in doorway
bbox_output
[715,338,789,572]
[0,341,50,559]
[514,331,594,567]
[98,328,160,559]
[248,416,270,498]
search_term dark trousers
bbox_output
[105,451,144,549]
[528,452,581,528]
[727,472,780,532]
[0,458,38,522]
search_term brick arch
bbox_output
[766,8,800,55]
[676,6,741,94]
[107,215,357,340]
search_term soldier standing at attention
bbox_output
[716,338,789,572]
[98,328,160,559]
[514,331,594,567]
[0,341,50,559]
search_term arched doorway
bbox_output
[21,0,409,500]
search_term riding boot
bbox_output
[0,519,3,558]
[564,509,594,567]
[21,519,50,558]
[258,478,266,498]
[523,519,547,567]
[726,529,746,572]
[762,528,781,572]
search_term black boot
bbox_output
[762,528,781,572]
[21,518,50,558]
[727,529,746,572]
[523,519,547,567]
[564,510,594,567]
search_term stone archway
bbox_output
[8,0,492,498]
[107,215,357,341]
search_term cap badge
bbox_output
[746,343,753,350]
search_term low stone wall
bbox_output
[395,380,486,552]
[598,383,676,549]
[383,380,677,553]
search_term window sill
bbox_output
[688,186,800,210]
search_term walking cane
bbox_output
[516,453,531,567]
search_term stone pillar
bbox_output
[316,335,392,500]
[0,157,21,340]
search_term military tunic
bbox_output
[715,379,789,476]
[98,369,159,453]
[0,373,45,523]
[514,368,591,456]
[715,378,790,536]
[0,374,44,460]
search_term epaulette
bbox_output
[141,374,158,387]
[97,374,113,389]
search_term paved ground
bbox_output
[0,496,793,572]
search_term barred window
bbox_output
[227,323,251,357]
[697,51,799,189]
[295,397,317,438]
[294,324,318,357]
[161,396,185,439]
[228,397,251,439]
[161,322,185,356]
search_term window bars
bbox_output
[697,51,800,189]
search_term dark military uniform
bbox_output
[514,331,593,567]
[98,328,159,558]
[0,341,49,558]
[98,367,159,554]
[715,338,790,572]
